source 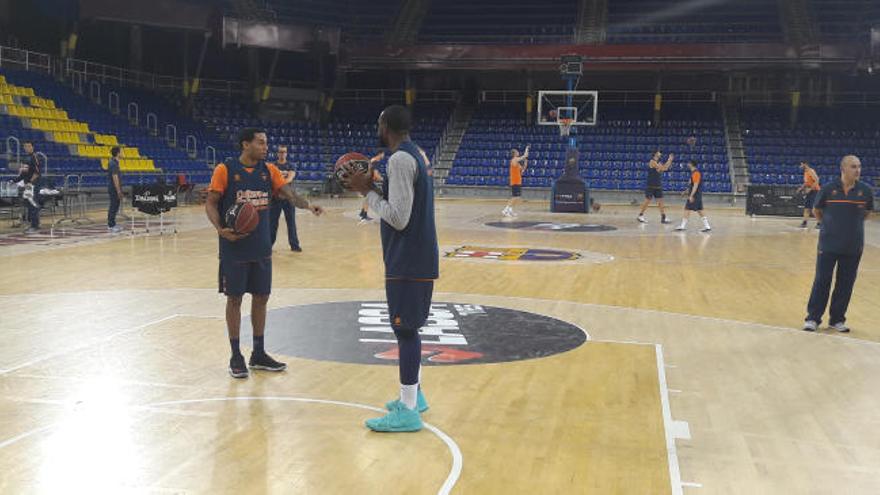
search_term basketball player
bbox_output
[502,146,529,217]
[358,152,385,223]
[107,146,123,233]
[269,145,302,252]
[206,128,324,379]
[638,150,674,224]
[803,155,873,333]
[674,160,711,232]
[345,105,438,432]
[796,161,821,229]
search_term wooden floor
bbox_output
[1,198,879,494]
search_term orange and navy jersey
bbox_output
[208,161,286,211]
[803,169,820,191]
[689,170,702,194]
[509,159,523,186]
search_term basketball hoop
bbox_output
[559,118,574,136]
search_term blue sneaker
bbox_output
[365,402,423,432]
[385,389,429,413]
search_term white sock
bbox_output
[702,217,710,228]
[400,384,418,410]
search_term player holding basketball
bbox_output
[674,160,711,232]
[345,105,438,432]
[503,146,529,217]
[796,161,821,229]
[358,151,385,224]
[206,128,324,379]
[638,150,673,224]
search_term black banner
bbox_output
[746,185,803,217]
[132,184,177,215]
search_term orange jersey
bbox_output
[804,170,820,191]
[208,162,287,197]
[509,159,522,186]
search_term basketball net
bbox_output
[559,118,574,137]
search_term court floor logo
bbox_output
[486,221,617,232]
[444,246,582,262]
[242,301,587,365]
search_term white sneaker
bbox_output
[700,227,712,232]
[802,320,818,332]
[25,227,40,234]
[637,215,647,224]
[830,322,850,333]
[108,226,123,233]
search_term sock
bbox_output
[230,338,242,357]
[400,384,418,410]
[359,209,367,218]
[702,217,711,228]
[661,214,667,222]
[253,335,264,353]
[418,367,422,391]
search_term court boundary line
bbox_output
[143,396,463,495]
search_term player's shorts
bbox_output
[219,257,272,296]
[511,185,522,197]
[645,187,663,199]
[804,190,818,210]
[386,279,434,332]
[685,194,704,212]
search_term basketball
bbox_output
[225,202,259,234]
[334,152,371,186]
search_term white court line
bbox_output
[682,482,703,488]
[656,344,687,495]
[669,389,682,393]
[0,423,57,450]
[144,396,463,495]
[0,314,180,376]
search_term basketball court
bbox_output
[2,198,879,494]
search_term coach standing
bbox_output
[803,155,874,333]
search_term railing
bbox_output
[127,102,139,126]
[165,124,178,147]
[186,135,197,159]
[5,136,20,165]
[205,145,217,166]
[108,91,120,115]
[146,113,158,137]
[0,45,51,73]
[333,89,458,103]
[36,151,48,174]
[89,80,101,104]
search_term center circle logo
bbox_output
[486,221,617,232]
[242,301,587,365]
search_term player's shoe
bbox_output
[637,215,647,224]
[229,354,249,378]
[249,351,287,371]
[802,320,818,332]
[366,401,422,432]
[830,322,850,333]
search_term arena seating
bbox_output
[448,101,731,192]
[810,0,880,43]
[418,0,576,44]
[742,105,880,188]
[606,0,784,44]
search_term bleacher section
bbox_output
[418,0,576,44]
[194,98,452,182]
[606,0,784,44]
[448,102,731,192]
[0,70,219,187]
[742,106,880,188]
[810,0,880,43]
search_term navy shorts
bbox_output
[645,187,663,199]
[219,257,272,296]
[386,279,434,331]
[685,194,704,212]
[804,190,818,210]
[511,185,522,197]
